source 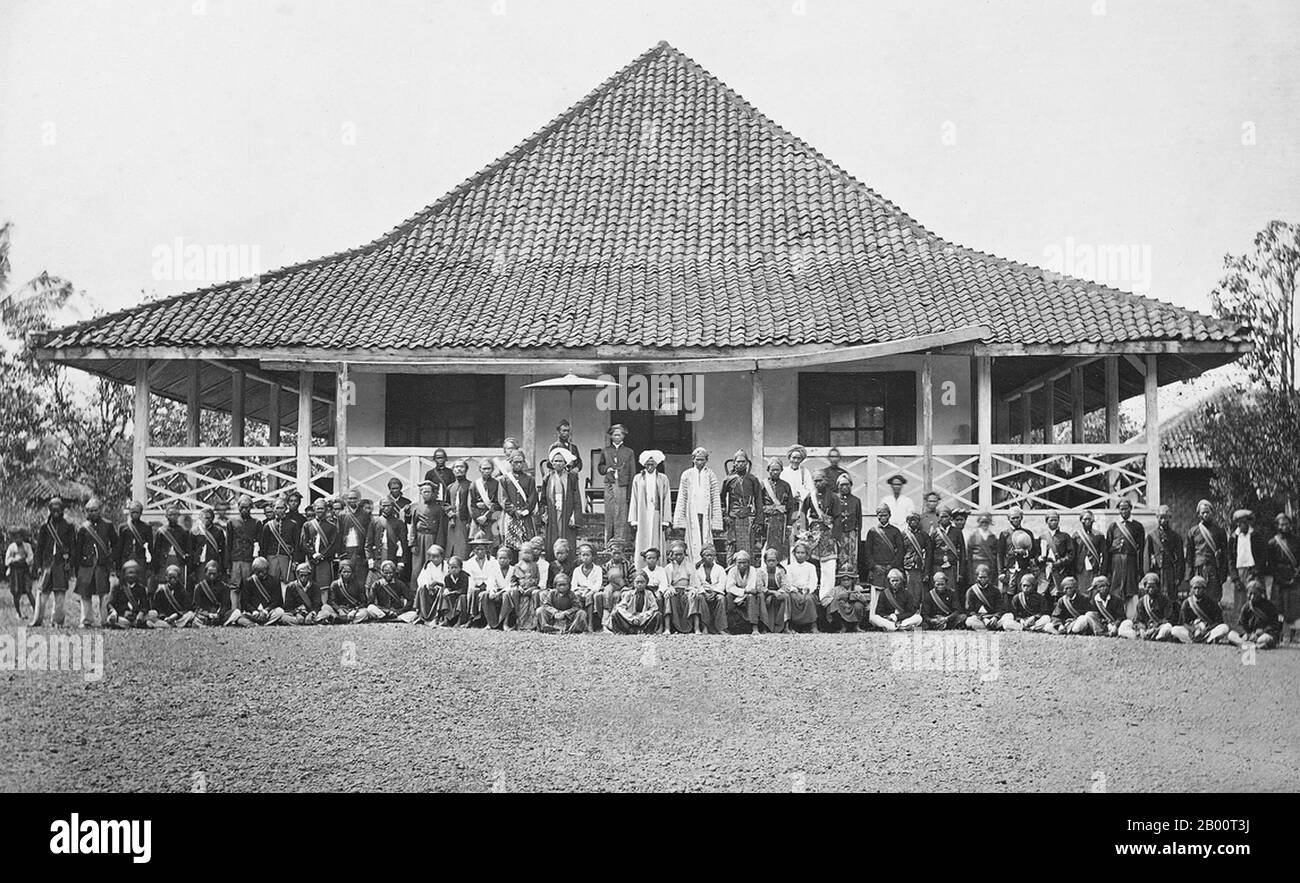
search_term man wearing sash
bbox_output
[963,564,1004,630]
[900,512,931,610]
[721,450,764,564]
[868,568,922,631]
[1105,501,1146,619]
[408,481,446,576]
[226,495,262,586]
[1078,576,1125,637]
[758,458,796,562]
[1226,579,1282,649]
[1047,576,1092,635]
[824,569,870,632]
[597,423,636,548]
[1184,499,1228,603]
[1038,513,1074,598]
[116,501,154,583]
[106,559,150,630]
[922,570,965,630]
[673,446,723,566]
[1002,572,1052,631]
[231,557,285,626]
[336,489,370,595]
[929,506,967,610]
[469,458,502,547]
[191,506,226,584]
[145,564,192,628]
[442,460,475,562]
[540,449,580,562]
[366,559,418,623]
[321,560,372,623]
[367,498,409,586]
[73,498,118,628]
[277,562,323,625]
[966,512,999,587]
[1119,572,1175,641]
[628,449,671,568]
[1171,576,1231,644]
[998,506,1038,593]
[497,453,539,555]
[299,498,339,590]
[150,503,194,593]
[1073,511,1106,585]
[189,559,232,627]
[258,498,299,584]
[1143,506,1184,604]
[1228,509,1269,624]
[864,504,904,591]
[1267,513,1299,642]
[384,477,412,522]
[689,544,729,634]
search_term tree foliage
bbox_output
[1196,220,1300,514]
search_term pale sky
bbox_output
[2,0,1298,320]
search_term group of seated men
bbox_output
[13,479,1289,649]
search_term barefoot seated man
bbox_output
[148,564,192,628]
[922,571,965,630]
[1081,576,1126,637]
[503,545,542,631]
[1003,572,1052,632]
[1118,572,1175,641]
[106,559,150,630]
[689,544,729,634]
[569,542,606,632]
[232,557,286,627]
[366,559,418,623]
[434,556,471,626]
[660,542,697,634]
[1171,576,1232,645]
[189,559,233,627]
[868,568,922,631]
[609,570,663,635]
[536,572,590,634]
[1226,579,1282,650]
[281,562,325,625]
[321,560,373,623]
[783,541,820,633]
[964,564,1004,631]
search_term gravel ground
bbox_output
[1,595,1297,792]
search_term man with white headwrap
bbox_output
[673,446,722,565]
[628,449,671,568]
[1184,499,1228,603]
[541,448,581,559]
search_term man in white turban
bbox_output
[629,449,671,568]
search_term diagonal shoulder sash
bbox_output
[1062,595,1083,618]
[1115,520,1139,555]
[249,575,272,607]
[1188,595,1213,624]
[905,530,926,563]
[1076,529,1100,564]
[1197,523,1219,557]
[970,584,993,611]
[1094,594,1118,623]
[870,527,897,559]
[82,523,112,562]
[45,521,70,559]
[1142,594,1155,622]
[936,528,960,560]
[928,587,952,616]
[1275,535,1297,569]
[268,520,292,557]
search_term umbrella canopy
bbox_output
[520,373,621,427]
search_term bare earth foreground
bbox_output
[2,597,1297,792]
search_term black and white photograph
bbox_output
[1,0,1297,838]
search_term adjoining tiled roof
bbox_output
[1154,387,1236,469]
[41,41,1245,354]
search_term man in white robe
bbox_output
[673,446,722,565]
[628,449,671,569]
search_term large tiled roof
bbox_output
[42,41,1245,354]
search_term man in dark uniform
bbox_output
[73,498,118,628]
[284,490,307,538]
[1267,512,1299,643]
[424,448,454,490]
[469,458,502,548]
[258,497,300,583]
[337,489,370,594]
[921,570,965,630]
[929,506,967,611]
[1183,499,1228,605]
[721,450,763,562]
[151,503,194,592]
[116,501,154,580]
[547,419,584,476]
[367,498,409,585]
[597,423,636,548]
[226,494,262,586]
[191,506,227,582]
[299,498,340,589]
[1106,500,1146,620]
[384,477,412,521]
[997,506,1038,593]
[105,559,150,629]
[1227,579,1283,650]
[863,504,904,590]
[1038,513,1075,600]
[32,497,75,627]
[1073,510,1107,585]
[900,512,931,610]
[1144,505,1184,605]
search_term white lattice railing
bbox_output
[762,443,1150,523]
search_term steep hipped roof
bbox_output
[41,41,1244,355]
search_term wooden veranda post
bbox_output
[1145,354,1160,510]
[750,369,764,465]
[976,355,992,509]
[132,360,150,505]
[522,376,537,467]
[921,354,933,494]
[296,370,313,501]
[231,369,246,446]
[336,363,350,494]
